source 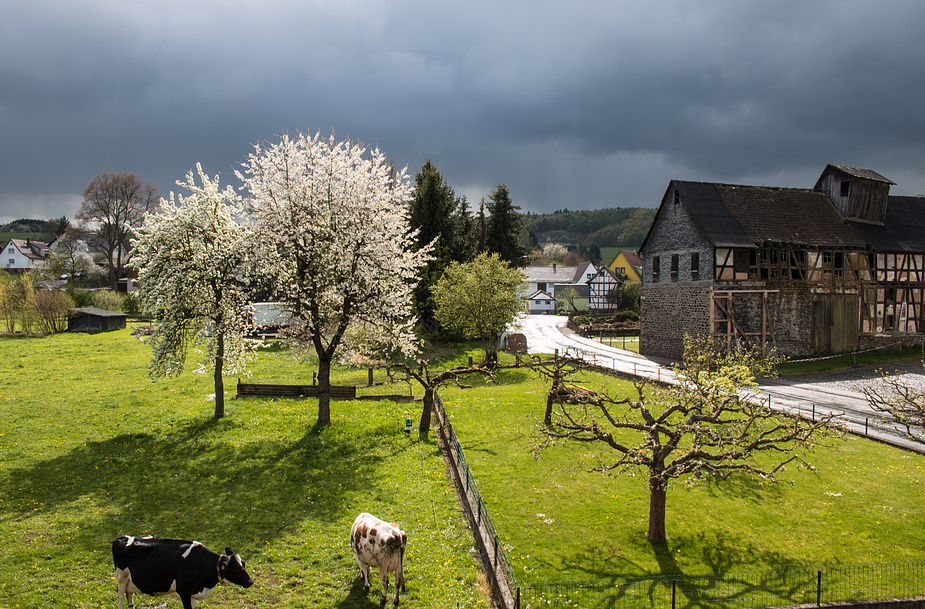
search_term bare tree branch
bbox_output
[862,358,925,444]
[533,336,838,542]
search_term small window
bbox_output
[670,254,679,280]
[652,256,660,281]
[691,252,700,279]
[841,181,850,197]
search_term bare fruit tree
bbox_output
[536,337,836,542]
[862,356,925,446]
[77,172,159,290]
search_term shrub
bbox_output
[91,289,124,312]
[120,291,142,316]
[613,310,640,322]
[66,286,94,308]
[33,289,74,333]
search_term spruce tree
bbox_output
[484,183,526,266]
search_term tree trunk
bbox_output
[316,357,332,427]
[213,333,225,419]
[419,387,434,438]
[647,470,667,542]
[544,391,555,426]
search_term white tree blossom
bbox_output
[238,132,431,427]
[133,164,258,419]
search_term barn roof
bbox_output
[713,183,867,249]
[673,181,753,248]
[849,196,925,252]
[657,181,868,251]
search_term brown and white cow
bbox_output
[350,512,407,606]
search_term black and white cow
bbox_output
[112,535,253,609]
[350,512,407,606]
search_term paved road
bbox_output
[514,314,923,454]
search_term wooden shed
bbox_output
[68,308,127,333]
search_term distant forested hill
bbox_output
[1,219,48,233]
[524,207,656,248]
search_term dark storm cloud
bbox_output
[1,0,923,224]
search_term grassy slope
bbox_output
[0,330,488,608]
[440,368,925,589]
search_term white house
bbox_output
[522,262,615,313]
[2,239,49,271]
[525,289,556,314]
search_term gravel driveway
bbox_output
[788,357,925,394]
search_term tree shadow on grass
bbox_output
[522,529,817,608]
[697,470,790,503]
[2,414,406,556]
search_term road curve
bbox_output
[513,314,923,454]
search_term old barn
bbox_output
[639,164,925,358]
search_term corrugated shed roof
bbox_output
[71,307,127,317]
[850,196,925,252]
[714,184,867,249]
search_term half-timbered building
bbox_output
[639,165,925,358]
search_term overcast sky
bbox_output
[2,0,923,225]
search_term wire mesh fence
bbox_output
[432,388,924,609]
[432,391,519,609]
[517,562,925,609]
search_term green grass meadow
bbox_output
[3,329,925,608]
[440,367,925,592]
[0,330,488,608]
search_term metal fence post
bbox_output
[672,579,677,609]
[817,570,822,606]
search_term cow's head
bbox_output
[219,548,254,588]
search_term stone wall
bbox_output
[642,283,825,359]
[640,184,716,359]
[717,284,817,357]
[640,284,712,358]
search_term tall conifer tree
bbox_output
[484,183,525,266]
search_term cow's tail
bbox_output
[397,533,407,593]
